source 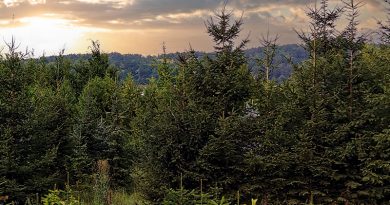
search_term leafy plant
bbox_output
[208,196,230,205]
[41,187,81,205]
[163,188,196,205]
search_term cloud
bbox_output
[2,0,45,7]
[0,0,387,54]
[1,0,386,29]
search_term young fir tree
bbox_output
[70,40,118,95]
[351,44,390,203]
[289,0,351,203]
[134,5,254,200]
[0,39,28,199]
[0,39,76,202]
[242,27,299,203]
[71,76,117,178]
[286,0,389,203]
[196,4,253,195]
[69,42,133,189]
[199,5,252,117]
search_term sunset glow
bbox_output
[0,17,88,55]
[0,0,387,55]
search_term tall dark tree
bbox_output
[201,5,251,116]
[0,39,76,202]
[70,76,117,178]
[133,5,254,200]
[196,4,253,194]
[70,41,119,95]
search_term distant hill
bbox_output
[245,44,308,81]
[48,44,307,84]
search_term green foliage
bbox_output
[198,115,255,192]
[208,196,230,205]
[111,191,149,205]
[163,188,197,205]
[163,188,231,205]
[41,186,81,205]
[133,6,254,201]
[0,2,389,204]
[0,39,75,201]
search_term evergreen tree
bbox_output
[71,76,117,176]
[0,40,36,201]
[0,39,76,202]
[196,4,253,195]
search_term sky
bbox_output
[0,0,387,55]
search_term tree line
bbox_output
[44,44,307,85]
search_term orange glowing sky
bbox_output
[0,0,387,55]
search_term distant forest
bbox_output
[46,44,307,84]
[1,0,389,204]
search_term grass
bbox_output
[65,189,150,205]
[111,191,149,205]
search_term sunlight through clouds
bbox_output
[0,16,107,55]
[0,0,387,54]
[3,0,45,7]
[76,0,134,8]
[3,0,22,7]
[28,0,45,5]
